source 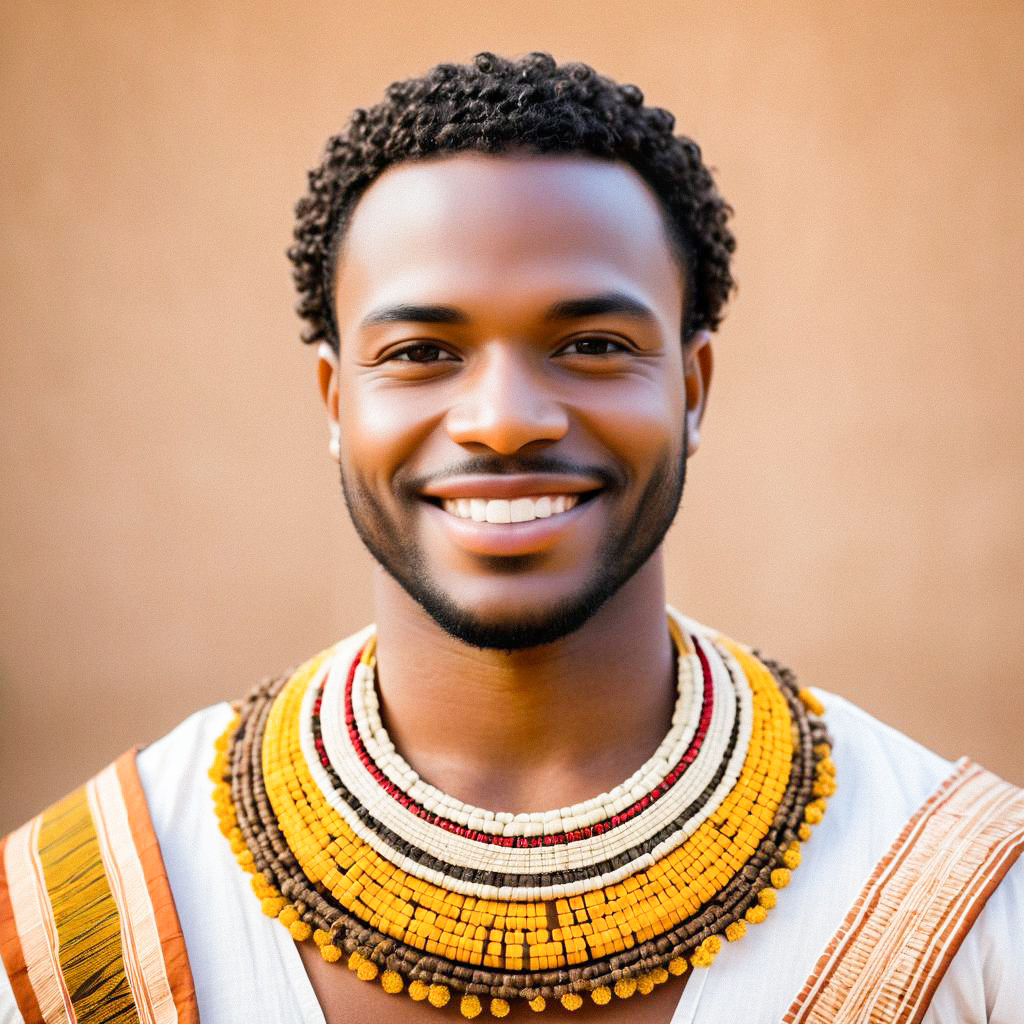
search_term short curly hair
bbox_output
[289,51,735,351]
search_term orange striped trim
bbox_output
[0,750,198,1024]
[785,758,1024,1024]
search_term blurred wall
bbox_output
[2,0,1022,831]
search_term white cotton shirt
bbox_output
[2,689,1023,1023]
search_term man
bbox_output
[1,51,1022,1024]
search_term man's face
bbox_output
[329,153,703,648]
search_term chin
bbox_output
[407,575,621,651]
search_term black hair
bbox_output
[289,51,735,350]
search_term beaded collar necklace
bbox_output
[212,610,833,1018]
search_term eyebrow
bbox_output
[358,291,657,331]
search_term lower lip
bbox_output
[421,497,600,557]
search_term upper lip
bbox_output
[419,474,605,501]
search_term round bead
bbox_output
[260,897,285,918]
[528,996,546,1012]
[460,994,482,1018]
[614,978,637,998]
[319,944,341,963]
[560,992,583,1010]
[408,980,429,1001]
[289,920,312,941]
[771,867,792,889]
[636,974,655,995]
[668,957,688,976]
[428,984,451,1008]
[380,970,403,994]
[591,986,612,1004]
[489,997,510,1017]
[745,905,768,925]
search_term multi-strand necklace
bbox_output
[211,610,834,1018]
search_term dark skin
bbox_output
[304,154,713,1022]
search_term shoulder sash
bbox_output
[0,750,198,1024]
[786,758,1024,1024]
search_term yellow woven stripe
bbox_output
[263,633,793,969]
[37,787,139,1024]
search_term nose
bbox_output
[445,345,570,455]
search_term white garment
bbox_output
[2,688,1022,1023]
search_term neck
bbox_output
[369,554,676,814]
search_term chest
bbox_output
[297,943,688,1023]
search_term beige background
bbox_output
[2,1,1022,832]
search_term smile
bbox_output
[441,495,580,524]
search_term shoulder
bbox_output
[134,701,237,837]
[801,688,1024,1020]
[813,687,952,813]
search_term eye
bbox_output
[390,343,459,363]
[557,336,631,356]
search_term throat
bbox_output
[370,561,678,812]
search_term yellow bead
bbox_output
[278,905,299,927]
[489,997,510,1017]
[428,984,451,1008]
[784,848,802,870]
[380,970,403,994]
[725,920,746,942]
[745,905,768,925]
[289,920,312,941]
[805,805,824,825]
[798,823,813,841]
[614,978,637,998]
[528,996,546,1012]
[357,960,378,982]
[408,980,430,1001]
[690,948,714,968]
[771,868,791,889]
[758,888,777,909]
[591,986,612,1004]
[560,992,583,1010]
[636,974,655,995]
[668,957,688,976]
[651,967,669,984]
[320,944,341,963]
[460,994,482,1018]
[313,929,330,946]
[261,897,285,918]
[701,936,723,955]
[799,689,825,715]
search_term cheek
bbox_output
[576,376,686,474]
[338,380,440,486]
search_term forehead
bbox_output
[333,153,684,326]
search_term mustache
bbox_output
[398,454,623,499]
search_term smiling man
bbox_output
[2,52,1023,1024]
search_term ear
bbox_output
[317,342,341,461]
[682,330,713,456]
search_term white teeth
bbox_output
[509,498,534,523]
[441,494,582,523]
[485,499,512,524]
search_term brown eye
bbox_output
[559,336,629,356]
[393,343,457,363]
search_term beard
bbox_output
[340,438,686,651]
